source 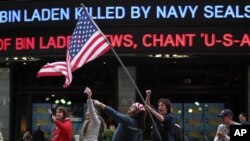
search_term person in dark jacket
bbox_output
[239,112,250,125]
[32,124,45,141]
[91,88,146,141]
[145,90,176,141]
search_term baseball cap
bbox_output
[217,109,233,118]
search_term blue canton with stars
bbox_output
[68,10,98,59]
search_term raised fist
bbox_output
[146,90,152,95]
[84,87,92,98]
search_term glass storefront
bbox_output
[172,102,224,141]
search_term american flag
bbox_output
[37,7,111,88]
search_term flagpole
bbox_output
[80,4,162,141]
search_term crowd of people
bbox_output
[21,87,249,141]
[46,87,180,141]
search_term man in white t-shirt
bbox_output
[214,109,240,141]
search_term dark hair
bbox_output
[138,110,146,130]
[99,116,107,133]
[129,110,146,131]
[240,112,247,117]
[157,98,172,113]
[57,106,69,121]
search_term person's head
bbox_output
[127,102,145,115]
[36,124,41,130]
[56,106,69,121]
[217,109,233,125]
[127,102,146,130]
[157,98,172,115]
[239,112,247,122]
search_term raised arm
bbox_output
[94,100,135,126]
[145,89,152,105]
[145,105,165,122]
[84,87,99,122]
[145,89,164,121]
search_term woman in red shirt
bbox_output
[49,106,73,141]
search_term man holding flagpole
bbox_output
[145,90,176,141]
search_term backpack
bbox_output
[173,123,183,141]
